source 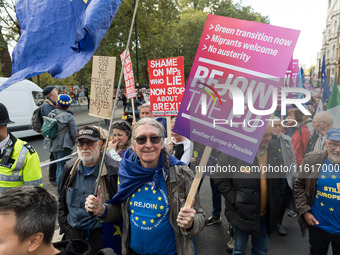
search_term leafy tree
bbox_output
[0,0,269,89]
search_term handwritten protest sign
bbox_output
[148,56,185,116]
[120,49,136,99]
[89,56,116,119]
[173,14,301,163]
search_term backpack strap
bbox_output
[55,111,69,134]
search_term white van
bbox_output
[0,78,44,138]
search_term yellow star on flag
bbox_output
[145,187,149,191]
[332,175,337,179]
[321,202,324,206]
[330,207,334,212]
[153,190,156,194]
[83,0,88,3]
[135,217,139,221]
[131,210,134,214]
[138,188,141,192]
[316,195,319,199]
[150,219,154,223]
[157,213,161,217]
[132,194,135,197]
[321,175,326,179]
[113,225,121,237]
[142,221,146,225]
[160,205,164,210]
[130,202,132,205]
[158,197,162,201]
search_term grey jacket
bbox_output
[277,133,297,189]
[43,109,77,152]
[105,164,205,255]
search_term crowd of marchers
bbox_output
[0,86,339,255]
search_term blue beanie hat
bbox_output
[57,94,72,108]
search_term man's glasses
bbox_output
[327,142,340,150]
[76,140,96,147]
[134,135,162,145]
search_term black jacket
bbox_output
[54,240,117,255]
[54,239,91,255]
[213,145,282,236]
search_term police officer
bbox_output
[0,103,42,195]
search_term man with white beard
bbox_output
[58,126,120,255]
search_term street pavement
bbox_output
[26,103,320,254]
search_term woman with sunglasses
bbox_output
[107,121,132,162]
[85,118,204,255]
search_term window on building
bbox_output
[335,21,338,33]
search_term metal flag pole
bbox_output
[93,0,139,196]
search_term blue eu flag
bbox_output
[0,0,122,92]
[321,53,331,101]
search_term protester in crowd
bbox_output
[122,93,128,112]
[295,128,340,255]
[304,111,334,155]
[284,108,310,166]
[85,118,205,255]
[139,103,152,119]
[44,94,77,194]
[107,121,132,162]
[58,126,120,254]
[132,103,167,137]
[93,126,109,152]
[213,124,282,255]
[0,185,96,255]
[270,117,297,235]
[165,118,193,166]
[303,102,315,134]
[0,103,42,195]
[41,86,58,116]
[41,85,58,186]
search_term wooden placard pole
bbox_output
[166,116,172,142]
[184,146,212,208]
[131,98,136,122]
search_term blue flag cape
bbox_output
[109,148,185,204]
[0,0,122,92]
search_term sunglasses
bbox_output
[134,135,162,145]
[76,140,96,147]
[112,121,128,129]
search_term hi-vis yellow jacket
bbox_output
[0,134,42,195]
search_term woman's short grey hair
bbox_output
[132,117,165,139]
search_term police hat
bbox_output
[0,103,14,125]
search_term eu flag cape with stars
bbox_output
[0,0,122,92]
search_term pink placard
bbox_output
[174,14,300,163]
[278,59,299,107]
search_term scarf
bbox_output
[284,126,298,137]
[109,148,185,203]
